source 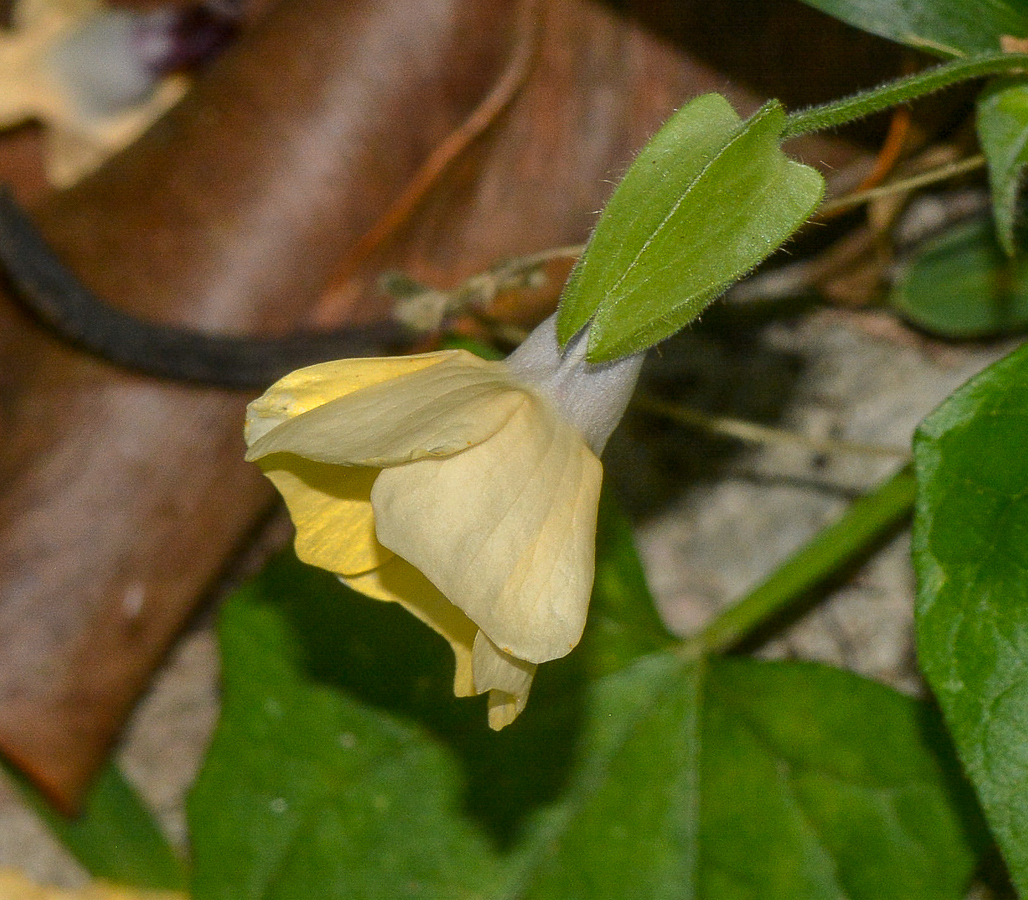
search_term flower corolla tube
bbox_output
[244,314,644,729]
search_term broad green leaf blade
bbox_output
[700,659,983,900]
[190,501,980,899]
[914,340,1028,893]
[188,556,500,900]
[979,80,1028,255]
[588,491,675,676]
[507,653,701,900]
[556,95,823,362]
[514,656,980,900]
[189,490,670,900]
[890,217,1028,337]
[795,0,1028,56]
[5,759,187,891]
[555,93,743,347]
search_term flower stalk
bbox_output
[782,51,1028,139]
[683,466,917,658]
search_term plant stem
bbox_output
[783,52,1028,138]
[635,393,911,460]
[684,466,917,656]
[818,153,986,216]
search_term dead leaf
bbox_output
[0,0,873,810]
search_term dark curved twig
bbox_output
[0,187,408,389]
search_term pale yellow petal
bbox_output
[246,350,525,468]
[45,125,105,185]
[17,0,103,29]
[488,693,524,731]
[259,457,390,576]
[372,393,603,664]
[13,0,49,29]
[342,557,479,698]
[44,75,187,186]
[0,15,65,125]
[472,632,535,730]
[1,1,187,184]
[0,68,48,126]
[83,882,185,900]
[0,866,186,899]
[244,353,451,445]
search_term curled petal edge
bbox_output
[245,351,526,468]
[259,459,390,577]
[473,633,536,730]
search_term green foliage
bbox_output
[187,494,678,900]
[188,493,982,899]
[507,653,701,900]
[187,555,500,900]
[797,0,1028,248]
[699,659,983,900]
[556,95,823,362]
[914,340,1028,894]
[890,217,1028,337]
[4,757,186,890]
[23,12,1028,892]
[794,0,1028,56]
[979,80,1028,256]
[587,491,676,675]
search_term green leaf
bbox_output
[190,529,982,899]
[4,757,187,890]
[188,556,502,900]
[979,80,1028,255]
[794,0,1028,56]
[556,95,823,362]
[188,491,668,899]
[516,656,981,900]
[914,339,1028,893]
[506,653,701,900]
[697,659,983,900]
[890,216,1028,337]
[588,491,675,676]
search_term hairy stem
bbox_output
[783,52,1028,138]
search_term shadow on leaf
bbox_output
[243,547,587,850]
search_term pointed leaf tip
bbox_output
[556,94,823,361]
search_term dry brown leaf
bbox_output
[0,0,877,809]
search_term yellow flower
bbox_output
[244,316,643,728]
[0,0,188,186]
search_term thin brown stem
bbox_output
[635,394,911,461]
[819,153,986,216]
[325,0,545,289]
